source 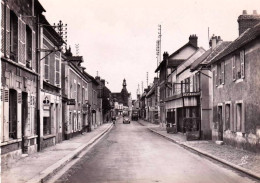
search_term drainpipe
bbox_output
[4,0,6,57]
[36,12,41,151]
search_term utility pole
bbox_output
[75,44,79,56]
[146,72,149,87]
[54,20,67,51]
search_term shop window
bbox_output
[9,89,17,139]
[10,10,18,61]
[43,117,51,135]
[26,25,32,69]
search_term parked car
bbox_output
[123,116,130,124]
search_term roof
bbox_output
[167,59,185,68]
[40,15,65,46]
[190,41,231,71]
[146,85,156,98]
[66,56,84,62]
[155,42,198,72]
[190,49,212,71]
[210,22,260,64]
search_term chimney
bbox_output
[153,77,158,84]
[209,35,223,49]
[163,52,169,60]
[101,79,105,86]
[238,10,260,35]
[137,94,140,100]
[95,76,100,81]
[189,34,198,47]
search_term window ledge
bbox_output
[43,134,56,140]
[235,78,244,83]
[24,135,38,140]
[0,138,22,146]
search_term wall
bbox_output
[212,39,260,152]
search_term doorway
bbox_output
[22,92,28,153]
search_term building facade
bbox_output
[39,14,63,150]
[209,11,260,152]
[1,0,44,164]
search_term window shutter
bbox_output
[232,56,236,81]
[223,104,226,131]
[221,61,225,84]
[241,102,245,133]
[44,52,49,80]
[32,31,36,71]
[3,88,9,141]
[230,102,234,132]
[18,18,26,64]
[240,50,245,79]
[1,3,4,54]
[233,103,237,132]
[6,6,10,57]
[17,91,22,138]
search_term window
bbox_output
[225,104,231,130]
[185,78,190,93]
[82,87,85,102]
[10,10,18,61]
[43,117,51,135]
[26,25,32,68]
[232,50,245,81]
[77,84,80,102]
[85,87,88,101]
[217,61,224,86]
[55,55,60,85]
[235,102,245,132]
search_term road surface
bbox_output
[56,118,257,183]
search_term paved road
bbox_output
[56,118,257,183]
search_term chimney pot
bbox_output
[253,10,257,15]
[243,10,247,15]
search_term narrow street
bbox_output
[56,118,257,183]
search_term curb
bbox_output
[147,127,260,181]
[26,123,114,183]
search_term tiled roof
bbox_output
[190,48,212,71]
[210,23,260,64]
[168,59,185,67]
[190,41,231,71]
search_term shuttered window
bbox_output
[221,61,225,84]
[55,55,60,85]
[44,48,49,80]
[26,25,32,69]
[10,10,18,61]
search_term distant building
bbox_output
[112,79,131,115]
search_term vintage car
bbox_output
[123,116,130,124]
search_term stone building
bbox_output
[155,35,199,127]
[39,14,63,149]
[209,11,260,152]
[61,53,92,139]
[1,0,43,164]
[146,78,159,124]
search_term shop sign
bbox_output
[183,92,200,97]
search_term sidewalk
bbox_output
[1,123,113,183]
[138,119,260,180]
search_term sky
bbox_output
[39,0,260,99]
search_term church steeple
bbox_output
[123,78,127,88]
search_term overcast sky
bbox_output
[40,0,260,99]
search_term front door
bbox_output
[22,92,28,153]
[218,106,223,140]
